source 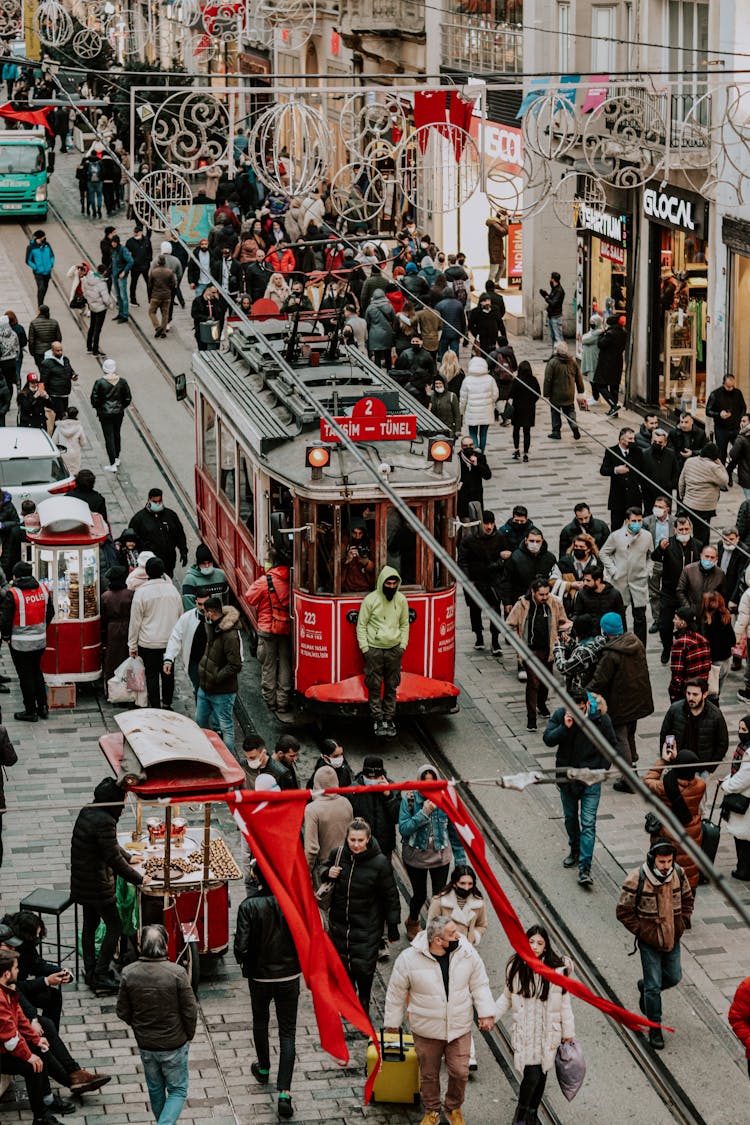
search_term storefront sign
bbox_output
[469,115,523,172]
[600,241,626,266]
[577,204,628,246]
[507,223,523,278]
[643,186,706,237]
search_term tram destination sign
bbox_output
[320,397,418,442]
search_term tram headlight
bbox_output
[429,438,453,463]
[306,445,330,478]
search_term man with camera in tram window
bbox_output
[341,521,376,594]
[356,566,410,739]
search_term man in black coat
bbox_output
[467,295,501,353]
[458,509,505,651]
[210,246,243,297]
[650,514,701,661]
[350,755,400,859]
[457,435,491,520]
[68,469,108,522]
[70,778,145,992]
[706,373,747,464]
[599,426,643,530]
[39,341,77,418]
[639,427,680,510]
[506,527,558,606]
[234,868,302,1118]
[393,336,436,384]
[191,284,227,351]
[130,487,188,576]
[593,316,628,414]
[659,678,729,773]
[243,250,271,302]
[573,564,626,629]
[668,411,707,463]
[559,503,610,555]
[634,413,660,452]
[125,226,152,306]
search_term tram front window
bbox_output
[341,504,376,593]
[387,507,418,586]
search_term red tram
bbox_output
[191,321,461,717]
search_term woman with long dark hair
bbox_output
[700,590,735,701]
[495,925,575,1125]
[506,360,540,462]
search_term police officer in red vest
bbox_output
[0,561,54,722]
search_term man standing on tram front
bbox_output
[356,566,410,739]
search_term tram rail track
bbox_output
[411,719,707,1125]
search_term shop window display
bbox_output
[657,229,708,408]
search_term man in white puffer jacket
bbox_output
[384,916,495,1125]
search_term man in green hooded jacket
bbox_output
[356,566,410,739]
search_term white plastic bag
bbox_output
[108,656,148,707]
[122,656,146,694]
[107,675,134,704]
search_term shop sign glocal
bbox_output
[643,186,706,237]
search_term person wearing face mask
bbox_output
[356,567,410,738]
[717,526,745,606]
[305,739,354,789]
[727,413,750,500]
[457,436,492,520]
[616,840,694,1050]
[558,502,610,555]
[678,442,728,547]
[131,488,188,578]
[600,427,643,532]
[494,924,574,1124]
[181,544,228,609]
[651,516,701,663]
[429,375,461,437]
[640,429,680,512]
[675,544,725,619]
[394,333,437,384]
[668,605,712,703]
[644,496,675,635]
[385,915,495,1125]
[707,373,747,464]
[326,819,400,1018]
[163,593,209,697]
[720,717,750,880]
[506,528,560,606]
[458,510,506,652]
[350,756,400,861]
[599,507,653,645]
[556,534,599,612]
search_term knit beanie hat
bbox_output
[600,612,624,636]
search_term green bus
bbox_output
[0,128,48,218]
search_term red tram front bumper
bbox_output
[302,672,460,717]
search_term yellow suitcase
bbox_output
[366,1029,421,1105]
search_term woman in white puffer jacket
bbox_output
[495,924,575,1125]
[459,356,498,452]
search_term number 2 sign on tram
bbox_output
[320,397,418,442]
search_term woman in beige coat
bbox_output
[677,442,729,545]
[495,925,575,1125]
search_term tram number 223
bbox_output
[303,611,317,626]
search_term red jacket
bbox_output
[729,977,750,1057]
[668,629,712,701]
[267,248,296,275]
[246,566,290,635]
[0,983,40,1061]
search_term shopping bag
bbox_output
[114,655,146,694]
[116,877,140,937]
[107,675,135,704]
[555,1039,586,1101]
[77,920,106,959]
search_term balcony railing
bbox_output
[441,16,522,74]
[338,0,425,36]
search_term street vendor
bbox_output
[69,778,149,995]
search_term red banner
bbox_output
[0,102,52,135]
[188,779,660,1103]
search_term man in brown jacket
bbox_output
[147,255,176,339]
[195,598,242,758]
[506,577,572,732]
[616,840,694,1050]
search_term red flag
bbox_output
[413,90,448,152]
[448,90,476,161]
[228,790,382,1101]
[0,102,52,135]
[179,779,661,1104]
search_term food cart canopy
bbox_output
[37,496,93,532]
[114,710,245,789]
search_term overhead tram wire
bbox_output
[51,82,750,933]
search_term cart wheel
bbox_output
[184,943,200,994]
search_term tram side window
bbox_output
[218,423,236,508]
[201,400,217,483]
[269,478,295,565]
[238,448,255,544]
[432,499,452,590]
[297,500,312,591]
[386,506,418,586]
[341,503,377,593]
[315,504,335,592]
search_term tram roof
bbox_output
[191,327,460,492]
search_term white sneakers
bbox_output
[104,463,117,472]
